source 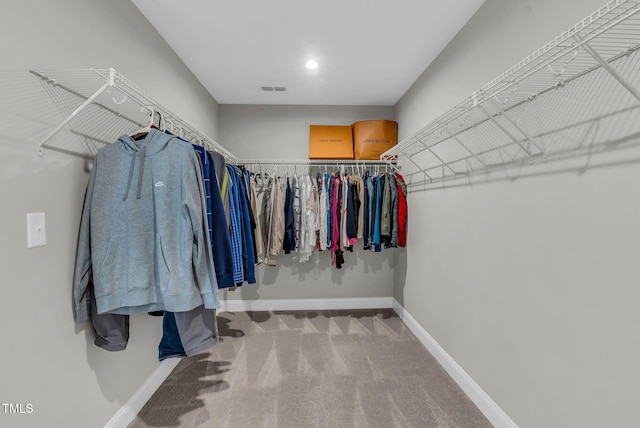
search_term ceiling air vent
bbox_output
[261,86,286,92]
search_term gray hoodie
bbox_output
[74,129,219,322]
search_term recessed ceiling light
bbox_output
[306,60,318,70]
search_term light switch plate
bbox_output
[27,212,47,248]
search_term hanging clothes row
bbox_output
[192,146,257,289]
[244,165,408,269]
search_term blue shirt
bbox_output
[226,165,244,284]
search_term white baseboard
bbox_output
[391,297,404,317]
[220,296,394,312]
[392,299,518,428]
[104,358,181,428]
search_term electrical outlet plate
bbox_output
[27,212,47,248]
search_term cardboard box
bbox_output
[309,125,354,159]
[352,120,398,160]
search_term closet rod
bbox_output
[238,158,399,172]
[238,159,395,166]
[237,159,400,176]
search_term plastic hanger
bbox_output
[158,112,166,131]
[165,117,175,134]
[131,105,158,140]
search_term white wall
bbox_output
[0,1,221,427]
[218,104,397,302]
[394,1,640,427]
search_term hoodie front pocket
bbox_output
[95,233,156,296]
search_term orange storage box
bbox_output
[352,120,398,160]
[309,125,354,160]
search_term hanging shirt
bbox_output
[369,176,377,248]
[388,174,398,248]
[231,166,256,284]
[354,174,365,239]
[347,176,360,246]
[318,174,328,251]
[260,176,273,261]
[381,173,392,248]
[331,175,344,268]
[363,173,371,250]
[192,145,212,248]
[315,173,322,251]
[267,178,285,266]
[226,165,244,284]
[292,176,302,251]
[242,167,258,263]
[250,175,264,264]
[298,175,307,257]
[381,173,391,239]
[211,153,231,230]
[301,174,317,262]
[206,152,234,288]
[330,175,341,251]
[373,175,382,252]
[283,178,296,254]
[326,173,332,249]
[341,174,349,250]
[396,173,408,248]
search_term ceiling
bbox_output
[130,0,484,106]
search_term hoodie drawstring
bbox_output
[136,145,146,199]
[123,150,138,201]
[122,144,147,201]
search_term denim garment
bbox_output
[159,307,219,361]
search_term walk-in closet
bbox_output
[1,1,639,427]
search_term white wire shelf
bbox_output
[381,0,640,185]
[27,68,237,162]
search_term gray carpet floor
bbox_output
[128,309,492,428]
